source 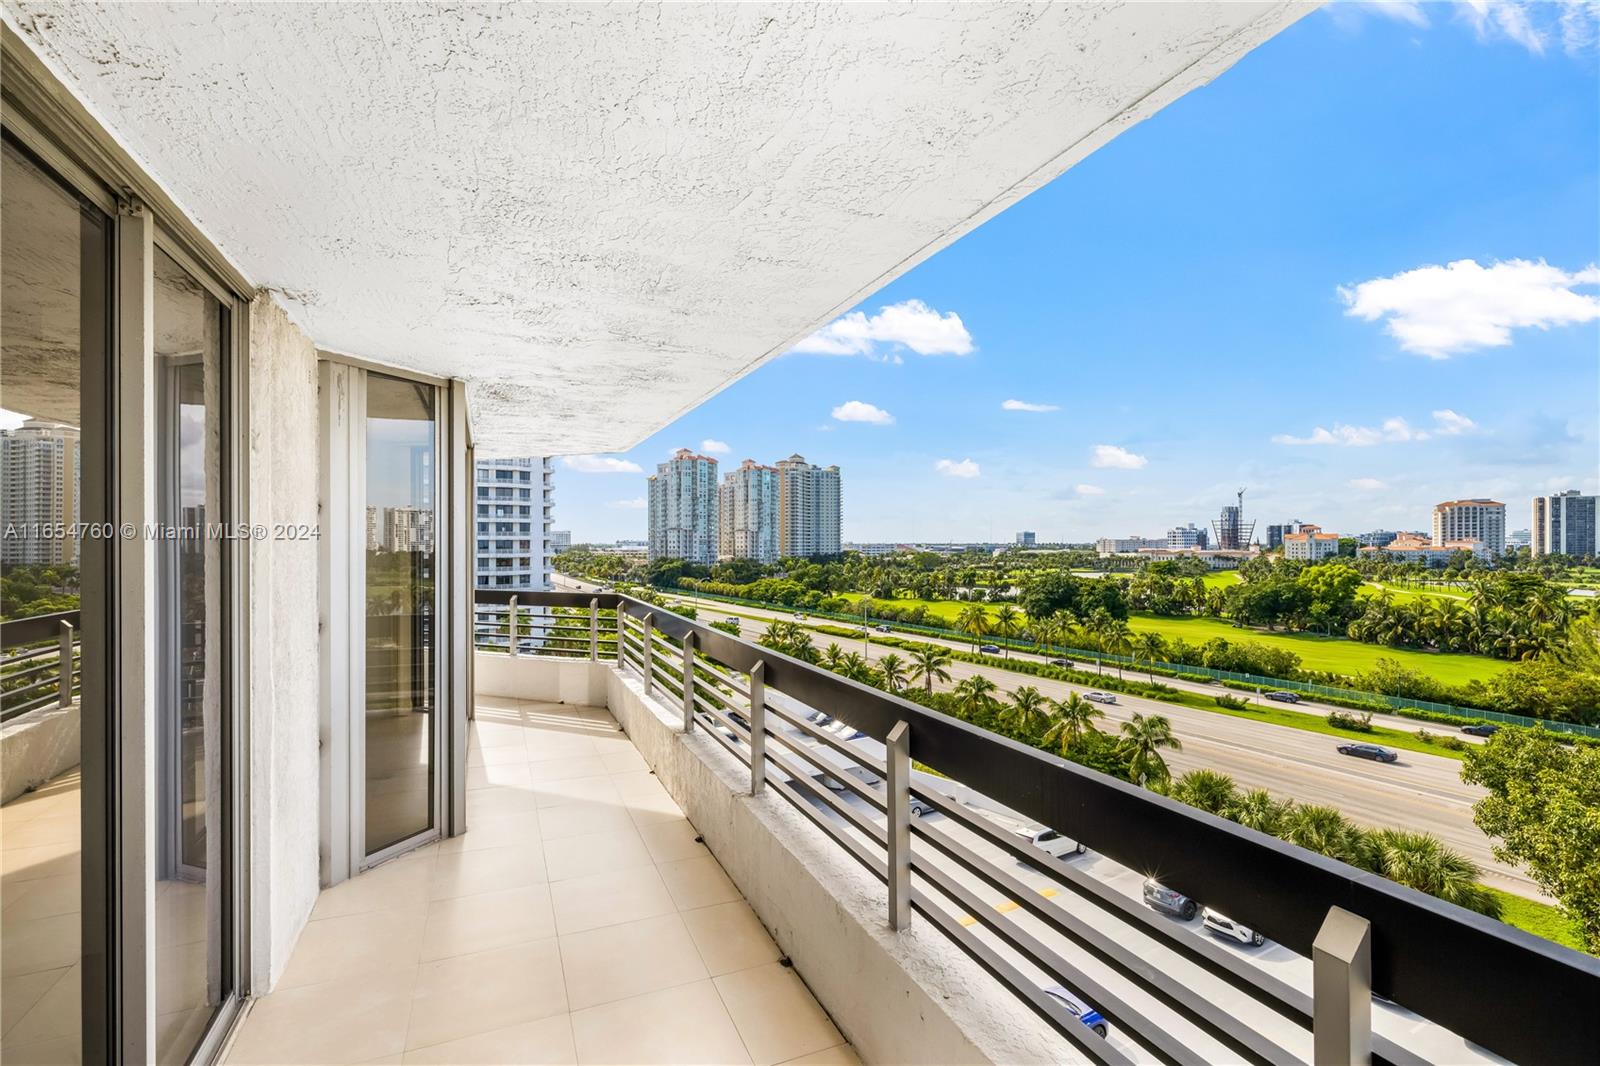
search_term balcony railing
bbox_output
[474,590,1599,1065]
[1,609,82,722]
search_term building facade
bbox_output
[1015,530,1036,548]
[0,419,81,565]
[775,453,841,558]
[1362,532,1489,567]
[1432,499,1505,555]
[1166,523,1208,550]
[718,459,779,563]
[1282,524,1340,562]
[1532,491,1597,558]
[1265,521,1303,551]
[549,529,572,554]
[648,448,720,564]
[1095,535,1163,555]
[475,457,554,590]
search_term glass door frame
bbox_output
[318,355,463,881]
[1,30,254,1058]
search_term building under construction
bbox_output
[1212,488,1257,551]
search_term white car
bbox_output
[1084,691,1117,704]
[1027,828,1085,860]
[1202,908,1265,946]
[724,617,740,626]
[1041,986,1109,1038]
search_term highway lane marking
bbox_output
[958,885,1059,927]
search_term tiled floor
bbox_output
[226,698,859,1065]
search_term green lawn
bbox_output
[836,592,1510,685]
[1490,889,1586,952]
[1121,613,1509,685]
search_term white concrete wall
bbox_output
[486,655,1073,1064]
[0,700,79,805]
[245,293,322,990]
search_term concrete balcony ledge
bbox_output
[479,654,1067,1065]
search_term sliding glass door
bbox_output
[363,374,439,858]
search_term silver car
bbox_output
[1041,985,1109,1038]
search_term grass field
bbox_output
[836,592,1511,684]
[1490,889,1585,952]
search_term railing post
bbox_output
[642,612,654,695]
[508,595,519,658]
[886,719,911,931]
[681,632,696,734]
[58,620,75,707]
[1313,906,1372,1066]
[748,661,766,795]
[589,598,599,661]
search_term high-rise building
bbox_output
[384,506,434,553]
[719,459,778,563]
[1167,523,1208,550]
[775,453,841,559]
[1265,521,1303,551]
[1432,499,1505,555]
[648,448,719,564]
[1,419,81,565]
[1532,491,1597,558]
[1211,490,1254,551]
[1015,531,1036,548]
[549,530,572,554]
[475,457,554,589]
[1506,528,1531,551]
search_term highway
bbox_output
[555,576,1537,900]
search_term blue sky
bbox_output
[558,3,1600,545]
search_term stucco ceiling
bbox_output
[5,3,1306,455]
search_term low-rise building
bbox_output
[1096,535,1164,555]
[1362,531,1489,567]
[1166,523,1208,550]
[1282,524,1341,561]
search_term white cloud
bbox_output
[1340,258,1600,358]
[792,299,974,360]
[832,400,894,425]
[1075,484,1105,496]
[563,454,643,474]
[608,497,646,510]
[1090,444,1148,469]
[1349,477,1388,491]
[1001,399,1059,413]
[934,458,980,479]
[700,439,730,454]
[1272,409,1476,446]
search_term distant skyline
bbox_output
[555,4,1600,544]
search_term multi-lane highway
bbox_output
[556,576,1536,899]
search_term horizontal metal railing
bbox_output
[1,609,82,723]
[475,591,1600,1065]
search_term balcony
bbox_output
[229,592,1595,1065]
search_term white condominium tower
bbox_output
[1532,490,1598,558]
[1,419,81,565]
[719,459,778,563]
[1431,498,1505,554]
[648,448,719,564]
[475,457,554,589]
[776,453,842,558]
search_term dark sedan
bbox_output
[1461,723,1499,737]
[1337,743,1398,763]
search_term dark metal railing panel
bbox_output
[479,590,1600,1066]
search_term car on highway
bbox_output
[827,767,935,817]
[1083,691,1117,705]
[1142,879,1197,921]
[979,644,1001,654]
[1263,690,1301,703]
[874,624,891,632]
[724,616,741,627]
[1461,723,1499,737]
[793,612,806,619]
[1025,828,1085,860]
[1048,658,1072,668]
[1041,985,1109,1038]
[1202,908,1265,946]
[1336,742,1398,763]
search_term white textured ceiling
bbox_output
[6,2,1305,455]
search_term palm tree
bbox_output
[819,643,846,671]
[952,674,1000,718]
[1001,685,1050,737]
[1366,829,1501,917]
[1132,631,1166,682]
[876,652,908,694]
[1280,805,1373,869]
[1040,692,1102,755]
[956,603,991,652]
[1116,713,1182,788]
[1170,769,1238,817]
[838,651,873,683]
[1084,609,1112,674]
[1229,789,1290,835]
[993,604,1021,658]
[1031,616,1061,660]
[1104,620,1133,679]
[908,646,952,693]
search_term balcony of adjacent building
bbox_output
[219,592,1596,1066]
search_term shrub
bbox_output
[1214,694,1250,710]
[1326,709,1374,732]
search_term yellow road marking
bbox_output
[957,885,1058,926]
